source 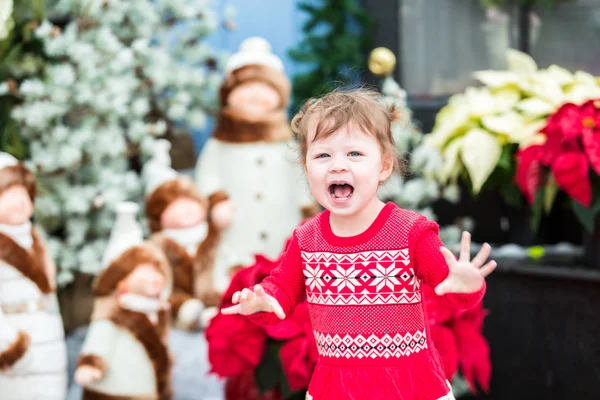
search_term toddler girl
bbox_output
[222,89,496,400]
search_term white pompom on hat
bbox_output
[225,36,284,74]
[0,152,18,171]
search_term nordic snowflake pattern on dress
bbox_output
[302,249,421,306]
[313,329,428,359]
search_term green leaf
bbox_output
[530,187,545,233]
[543,176,559,214]
[255,339,283,394]
[571,198,600,234]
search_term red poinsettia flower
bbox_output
[206,312,267,377]
[551,152,591,207]
[266,303,318,391]
[452,306,491,394]
[423,285,491,393]
[516,99,600,207]
[206,254,282,378]
[515,145,545,205]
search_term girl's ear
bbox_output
[379,154,394,183]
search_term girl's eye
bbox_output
[348,151,361,157]
[316,153,330,159]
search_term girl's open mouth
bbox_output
[329,183,354,201]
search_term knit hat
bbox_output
[94,201,172,297]
[142,139,206,233]
[0,152,36,201]
[225,37,284,74]
[220,37,291,110]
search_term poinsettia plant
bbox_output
[515,99,600,232]
[206,248,317,400]
[426,49,600,206]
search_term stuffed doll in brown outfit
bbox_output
[74,201,174,400]
[143,140,232,331]
[0,152,68,400]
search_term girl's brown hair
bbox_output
[291,88,405,174]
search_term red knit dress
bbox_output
[249,202,485,400]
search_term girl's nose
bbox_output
[329,158,349,173]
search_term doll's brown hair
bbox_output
[290,88,405,174]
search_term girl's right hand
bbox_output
[221,284,286,319]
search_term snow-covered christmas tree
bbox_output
[370,47,466,246]
[7,0,235,287]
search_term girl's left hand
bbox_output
[435,231,497,296]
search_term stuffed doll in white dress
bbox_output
[0,152,68,400]
[143,140,232,331]
[74,202,174,400]
[195,37,319,294]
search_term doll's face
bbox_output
[227,81,280,117]
[160,197,206,230]
[118,263,165,298]
[0,185,33,225]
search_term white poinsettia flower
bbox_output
[513,119,547,144]
[427,104,471,149]
[526,73,566,106]
[515,97,556,118]
[463,87,499,117]
[489,88,522,113]
[518,132,547,149]
[481,111,525,138]
[564,83,600,105]
[573,70,598,86]
[544,65,574,87]
[506,48,538,74]
[438,136,465,184]
[460,128,502,193]
[473,70,520,89]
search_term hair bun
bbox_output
[291,98,319,135]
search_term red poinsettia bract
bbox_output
[424,285,491,394]
[515,99,600,207]
[205,254,280,378]
[265,303,318,391]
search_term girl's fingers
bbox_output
[240,288,252,302]
[440,247,457,268]
[254,284,266,297]
[459,231,471,262]
[270,300,286,320]
[471,243,491,268]
[232,291,241,304]
[479,260,497,278]
[434,278,453,296]
[221,304,241,315]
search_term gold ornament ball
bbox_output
[368,47,396,77]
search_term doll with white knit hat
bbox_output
[143,139,231,331]
[0,152,68,400]
[74,201,174,400]
[194,36,318,294]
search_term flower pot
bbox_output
[225,369,281,400]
